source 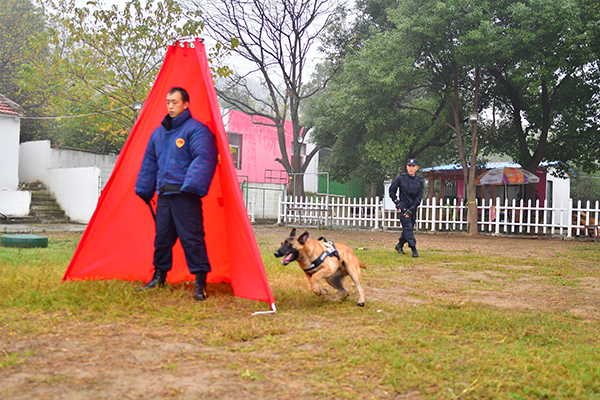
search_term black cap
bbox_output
[407,158,418,166]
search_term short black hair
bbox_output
[168,87,189,103]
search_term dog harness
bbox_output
[302,239,340,277]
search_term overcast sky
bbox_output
[73,0,334,81]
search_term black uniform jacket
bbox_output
[389,173,424,213]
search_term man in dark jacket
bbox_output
[135,87,218,300]
[389,158,424,257]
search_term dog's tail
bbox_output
[359,261,367,269]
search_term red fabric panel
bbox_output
[62,39,275,307]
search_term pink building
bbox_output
[222,109,295,184]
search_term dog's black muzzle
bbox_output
[274,241,299,265]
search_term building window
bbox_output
[227,132,242,169]
[444,180,458,200]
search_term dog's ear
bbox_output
[298,230,309,244]
[289,228,296,237]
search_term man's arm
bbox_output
[182,123,218,198]
[407,178,424,213]
[135,135,158,201]
[389,176,402,209]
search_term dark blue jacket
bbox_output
[135,109,217,199]
[389,173,424,213]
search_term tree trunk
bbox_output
[367,182,377,198]
[466,181,478,234]
[290,175,304,198]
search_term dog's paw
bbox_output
[332,293,349,302]
[356,301,365,307]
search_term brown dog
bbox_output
[274,228,366,306]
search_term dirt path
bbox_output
[1,226,598,399]
[259,226,600,320]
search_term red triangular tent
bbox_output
[63,38,275,312]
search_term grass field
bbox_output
[1,226,599,399]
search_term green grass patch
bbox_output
[1,231,600,399]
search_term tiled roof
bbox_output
[0,94,25,117]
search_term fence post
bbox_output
[418,198,424,231]
[459,198,465,231]
[477,197,482,232]
[250,194,256,223]
[542,199,547,235]
[495,197,500,234]
[452,198,457,231]
[596,201,600,233]
[518,199,524,234]
[526,199,533,234]
[277,193,282,224]
[431,196,437,232]
[325,195,330,228]
[374,196,379,230]
[534,198,540,234]
[567,199,573,238]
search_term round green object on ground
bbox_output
[1,234,49,248]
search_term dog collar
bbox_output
[303,240,340,277]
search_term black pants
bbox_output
[153,194,210,274]
[398,211,417,248]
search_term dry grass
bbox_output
[0,226,599,399]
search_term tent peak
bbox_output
[175,37,204,47]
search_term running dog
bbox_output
[274,228,366,306]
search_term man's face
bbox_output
[407,164,419,176]
[166,91,189,118]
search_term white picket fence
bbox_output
[277,194,600,238]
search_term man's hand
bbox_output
[138,194,153,205]
[404,208,413,218]
[395,201,402,210]
[182,191,201,201]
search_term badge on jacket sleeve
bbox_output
[176,138,185,148]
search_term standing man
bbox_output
[389,158,424,257]
[135,87,218,301]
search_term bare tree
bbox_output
[187,0,344,195]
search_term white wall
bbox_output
[0,190,31,216]
[0,115,21,190]
[383,182,395,210]
[303,140,319,193]
[245,182,286,219]
[46,167,102,223]
[547,167,570,206]
[19,140,118,180]
[18,140,52,183]
[19,140,118,223]
[546,166,571,225]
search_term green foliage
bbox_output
[8,0,233,154]
[571,171,600,203]
[23,0,207,153]
[0,0,53,140]
[310,0,600,210]
[305,37,455,184]
[468,0,600,172]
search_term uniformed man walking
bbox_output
[389,158,424,257]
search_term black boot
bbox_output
[137,268,167,291]
[411,246,419,258]
[395,239,407,254]
[194,272,208,301]
[395,242,405,254]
